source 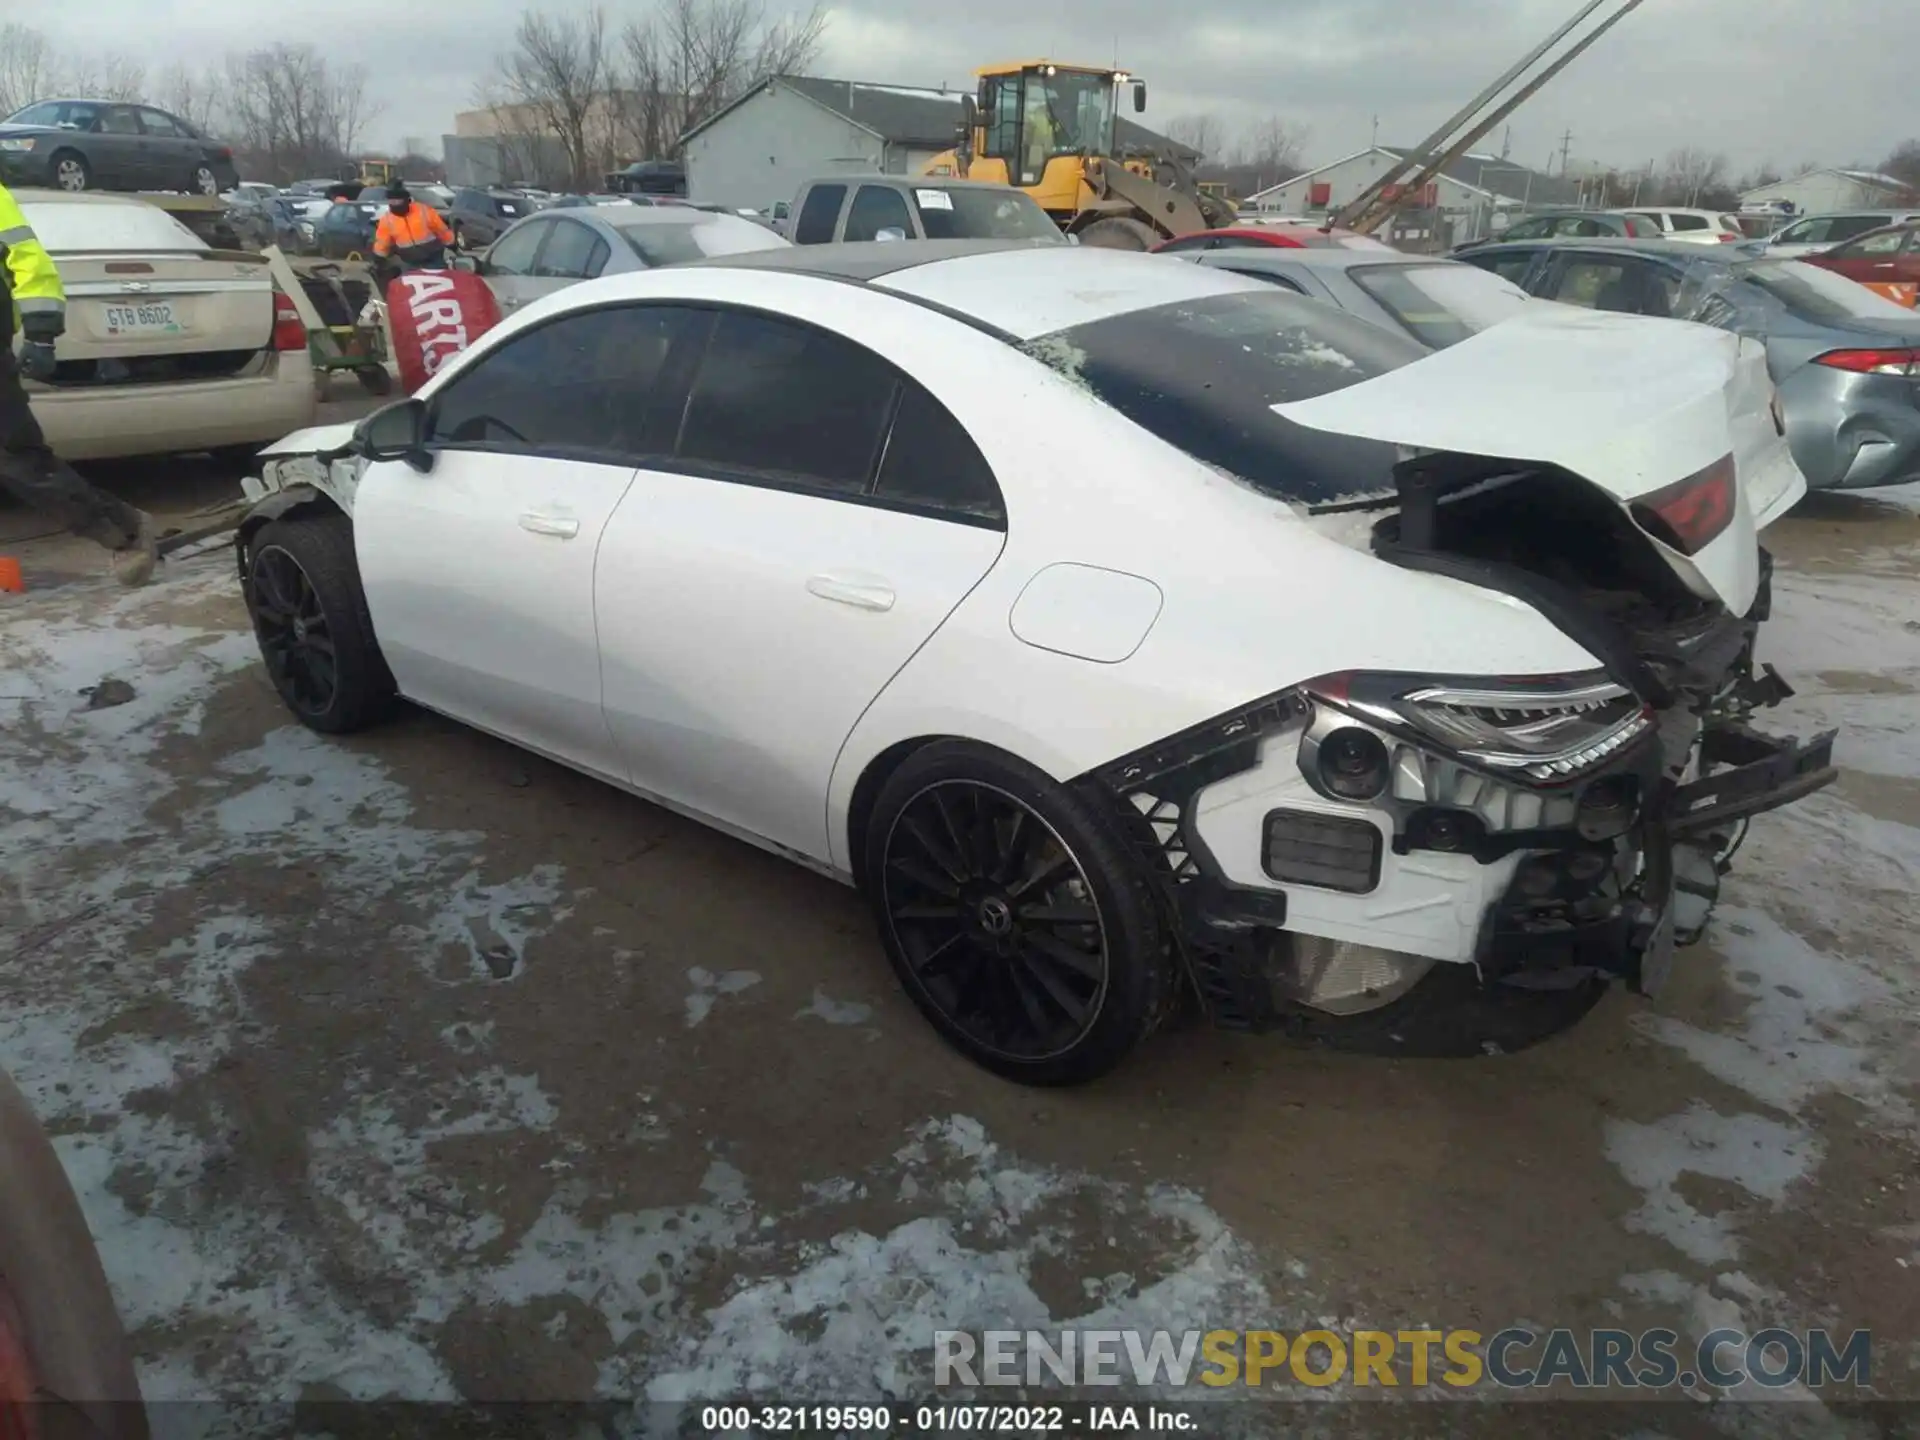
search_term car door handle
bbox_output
[518,512,579,538]
[806,574,895,611]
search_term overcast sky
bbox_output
[33,0,1916,178]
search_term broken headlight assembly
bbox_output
[1302,670,1655,786]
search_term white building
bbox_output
[1739,168,1911,216]
[680,77,970,212]
[1244,145,1578,243]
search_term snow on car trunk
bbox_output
[1272,305,1808,615]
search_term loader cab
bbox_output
[969,63,1146,215]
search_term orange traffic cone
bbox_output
[0,557,22,594]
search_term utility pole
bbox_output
[1371,114,1379,148]
[1559,128,1573,177]
[1501,125,1512,160]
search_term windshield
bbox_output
[1020,69,1114,170]
[614,215,785,265]
[1736,260,1920,325]
[1020,289,1425,505]
[7,100,97,129]
[913,187,1063,241]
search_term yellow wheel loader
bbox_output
[920,61,1235,249]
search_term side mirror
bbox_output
[1133,82,1147,113]
[875,227,907,242]
[960,94,978,134]
[355,397,431,472]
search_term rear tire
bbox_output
[243,513,396,734]
[1075,216,1158,250]
[49,150,90,192]
[1275,962,1610,1057]
[191,163,219,196]
[862,741,1178,1086]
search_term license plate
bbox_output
[100,301,182,336]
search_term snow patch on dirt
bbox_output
[686,966,763,1026]
[796,989,875,1027]
[645,1115,1285,1406]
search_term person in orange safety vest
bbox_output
[371,183,454,273]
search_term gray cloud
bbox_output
[32,0,1919,175]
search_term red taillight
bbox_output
[1815,347,1920,376]
[1716,233,1739,242]
[272,291,307,352]
[1303,671,1351,703]
[1630,453,1736,556]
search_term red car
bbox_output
[1151,223,1389,254]
[1801,222,1920,304]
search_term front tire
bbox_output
[49,150,90,192]
[243,513,395,734]
[862,742,1178,1086]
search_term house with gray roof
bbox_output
[681,74,1195,213]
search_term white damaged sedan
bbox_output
[236,240,1834,1085]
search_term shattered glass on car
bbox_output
[1018,290,1422,504]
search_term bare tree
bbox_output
[1161,113,1224,161]
[0,23,57,116]
[1235,114,1307,177]
[612,0,827,163]
[156,62,221,133]
[1658,146,1728,206]
[222,43,385,183]
[487,7,611,192]
[62,51,145,102]
[1883,139,1920,192]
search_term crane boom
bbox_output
[1333,0,1649,234]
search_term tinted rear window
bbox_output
[914,187,1063,242]
[614,215,783,265]
[1020,290,1424,505]
[1347,262,1531,348]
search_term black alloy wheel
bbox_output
[881,779,1110,1063]
[248,543,336,719]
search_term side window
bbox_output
[1776,218,1822,245]
[982,77,1020,161]
[533,218,603,278]
[845,185,915,241]
[138,108,184,137]
[1668,213,1709,231]
[1549,258,1667,315]
[1628,211,1663,230]
[793,184,846,244]
[874,382,1005,522]
[99,106,141,135]
[1840,230,1907,257]
[1468,250,1538,286]
[1503,218,1547,241]
[455,189,483,212]
[485,221,550,276]
[429,305,702,458]
[677,310,900,494]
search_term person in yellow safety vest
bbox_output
[0,182,158,585]
[371,182,455,279]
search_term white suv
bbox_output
[1759,209,1920,259]
[1617,208,1744,245]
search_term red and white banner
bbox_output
[386,270,502,395]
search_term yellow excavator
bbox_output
[920,60,1235,249]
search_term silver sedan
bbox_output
[472,205,789,316]
[1171,244,1537,350]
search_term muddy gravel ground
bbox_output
[2,453,1918,1438]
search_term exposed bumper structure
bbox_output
[1085,559,1837,1030]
